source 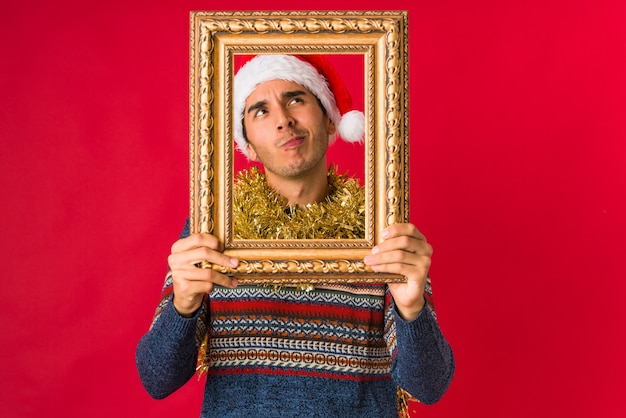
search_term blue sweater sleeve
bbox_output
[135,297,200,399]
[391,303,455,404]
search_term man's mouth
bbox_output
[281,136,305,149]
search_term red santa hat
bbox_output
[233,54,365,158]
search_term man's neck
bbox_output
[265,165,329,206]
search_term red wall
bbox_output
[1,1,625,417]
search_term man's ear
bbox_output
[246,143,258,161]
[327,118,336,136]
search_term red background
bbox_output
[1,1,625,417]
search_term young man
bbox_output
[136,55,454,417]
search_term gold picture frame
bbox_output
[189,10,409,284]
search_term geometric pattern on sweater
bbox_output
[150,271,436,380]
[206,284,396,380]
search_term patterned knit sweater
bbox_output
[136,220,454,417]
[139,165,453,416]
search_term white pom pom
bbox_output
[337,110,365,143]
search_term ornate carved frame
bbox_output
[189,10,409,284]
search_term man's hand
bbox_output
[167,233,239,317]
[364,223,432,321]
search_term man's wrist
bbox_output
[172,296,203,318]
[175,307,199,318]
[395,298,426,322]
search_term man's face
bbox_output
[243,79,336,179]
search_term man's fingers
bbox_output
[364,222,432,276]
[366,248,430,269]
[371,235,433,259]
[382,223,426,241]
[169,242,238,270]
[176,266,238,289]
[169,233,239,316]
[171,233,222,254]
[182,246,238,269]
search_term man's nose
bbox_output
[275,107,295,130]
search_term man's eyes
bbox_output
[253,97,304,117]
[288,97,303,105]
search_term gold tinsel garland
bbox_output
[199,166,416,415]
[232,165,365,240]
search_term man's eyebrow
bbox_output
[282,90,307,99]
[246,100,267,115]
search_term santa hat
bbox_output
[233,54,365,158]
